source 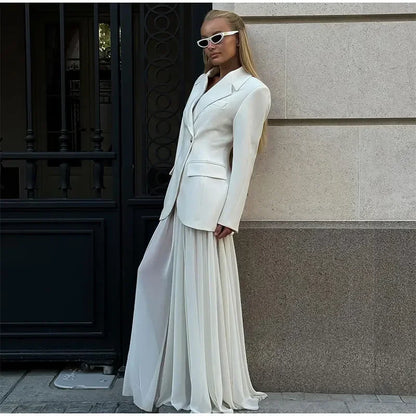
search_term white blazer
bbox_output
[159,65,271,233]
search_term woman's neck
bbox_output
[217,59,241,79]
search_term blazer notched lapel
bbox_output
[183,76,207,137]
[183,66,251,136]
[192,81,233,124]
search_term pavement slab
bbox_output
[252,393,284,412]
[0,370,26,403]
[346,401,416,413]
[274,399,350,413]
[1,369,129,405]
[401,396,416,403]
[64,402,95,413]
[281,392,305,401]
[1,367,416,414]
[0,403,19,413]
[263,392,283,401]
[90,402,118,413]
[376,394,404,402]
[352,393,380,402]
[328,393,355,401]
[115,402,147,413]
[304,393,333,401]
[12,403,46,413]
[42,403,68,413]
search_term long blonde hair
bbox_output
[201,9,268,152]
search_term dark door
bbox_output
[0,3,211,370]
[118,3,211,365]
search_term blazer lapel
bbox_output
[192,66,251,124]
[183,66,252,136]
[183,76,207,137]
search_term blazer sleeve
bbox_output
[217,85,271,233]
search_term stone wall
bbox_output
[213,2,416,394]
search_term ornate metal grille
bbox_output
[136,3,186,196]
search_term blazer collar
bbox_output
[205,65,251,91]
[184,66,251,135]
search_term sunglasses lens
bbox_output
[211,34,223,44]
[197,39,209,48]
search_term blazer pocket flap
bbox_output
[187,161,227,180]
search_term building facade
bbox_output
[1,2,415,395]
[218,2,416,394]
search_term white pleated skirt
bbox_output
[122,203,268,413]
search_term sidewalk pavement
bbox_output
[1,366,416,413]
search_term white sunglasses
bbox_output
[196,31,239,48]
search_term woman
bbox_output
[122,9,271,413]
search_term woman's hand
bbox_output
[214,224,235,239]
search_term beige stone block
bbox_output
[361,3,416,15]
[246,24,286,119]
[233,3,362,16]
[285,22,416,118]
[212,3,235,12]
[243,126,359,221]
[359,126,416,220]
[230,2,416,16]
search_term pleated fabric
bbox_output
[122,204,268,413]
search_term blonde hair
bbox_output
[201,9,268,153]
